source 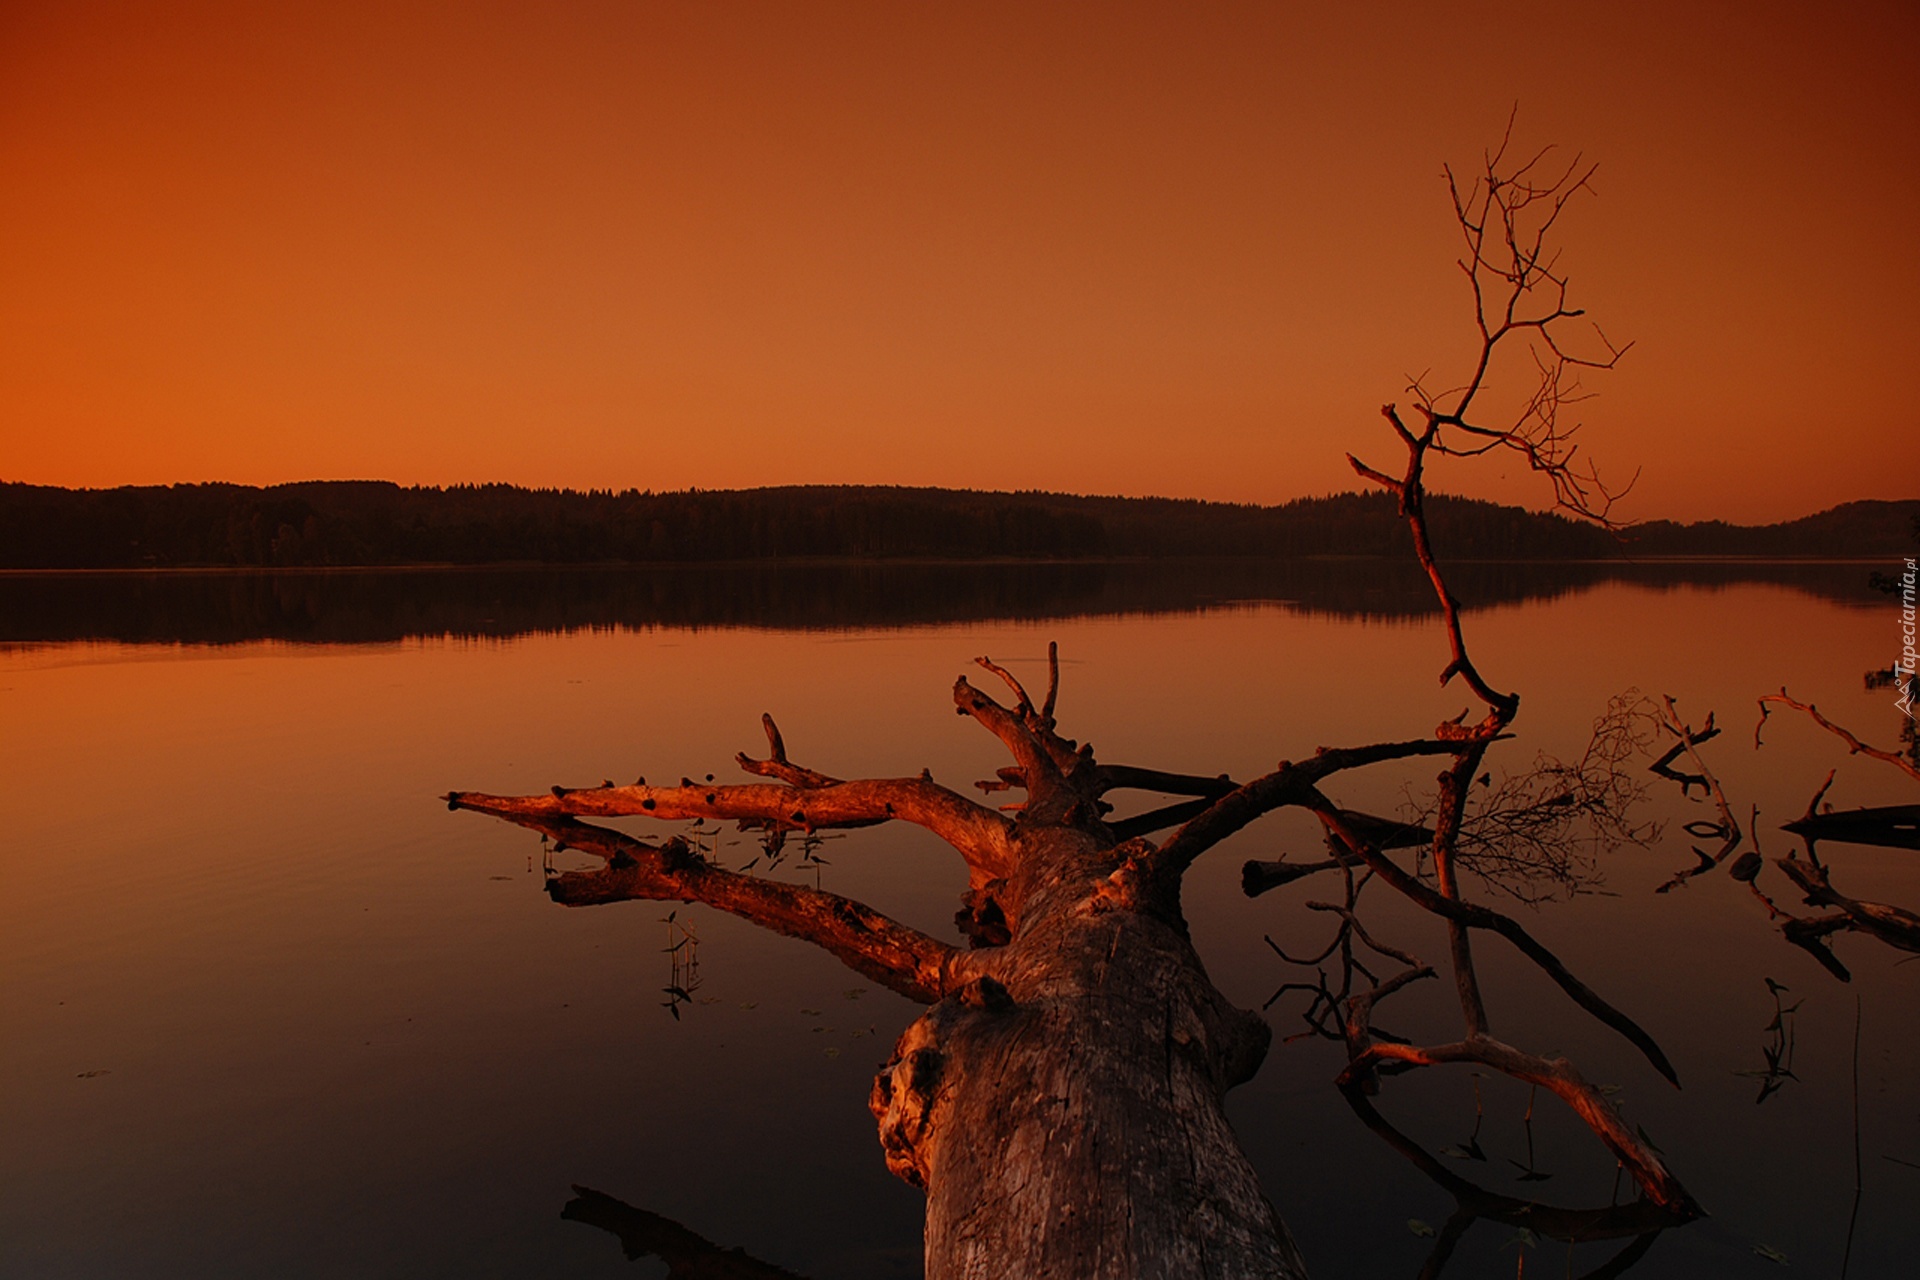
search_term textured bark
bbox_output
[869,824,1304,1280]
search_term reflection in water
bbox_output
[0,558,1886,646]
[6,575,1916,1278]
[1247,692,1702,1231]
[562,1185,808,1279]
[1342,1088,1670,1279]
[1733,979,1801,1105]
[1652,695,1920,981]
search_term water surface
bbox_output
[3,563,1914,1277]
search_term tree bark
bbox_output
[869,823,1305,1280]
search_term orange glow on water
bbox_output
[2,2,1915,521]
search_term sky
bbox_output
[1,1,1915,523]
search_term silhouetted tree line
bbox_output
[0,558,1884,647]
[0,481,1913,569]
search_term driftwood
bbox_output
[447,127,1699,1277]
[455,653,1351,1278]
[451,641,1694,1275]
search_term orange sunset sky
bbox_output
[2,1,1914,523]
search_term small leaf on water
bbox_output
[1598,1083,1623,1096]
[1438,1145,1475,1160]
[738,1002,757,1010]
[800,1008,821,1016]
[844,988,868,1000]
[1407,1220,1435,1238]
[824,1047,841,1059]
[1752,1243,1788,1265]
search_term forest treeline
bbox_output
[0,481,1914,569]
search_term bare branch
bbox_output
[1773,857,1920,958]
[974,655,1035,714]
[952,676,1077,813]
[1152,738,1475,874]
[466,809,967,1003]
[1756,688,1920,783]
[1338,1036,1699,1218]
[1309,797,1680,1087]
[1040,641,1061,721]
[735,713,839,789]
[1242,856,1346,897]
[1107,796,1220,842]
[1340,1088,1680,1260]
[449,772,1014,883]
[1651,697,1745,892]
[1093,764,1237,799]
[562,1186,810,1279]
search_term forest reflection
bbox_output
[0,558,1886,646]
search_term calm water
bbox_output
[3,563,1915,1278]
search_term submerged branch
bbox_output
[456,806,967,1004]
[1757,688,1920,783]
[1310,797,1680,1087]
[1339,1036,1700,1219]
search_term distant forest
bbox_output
[0,481,1914,569]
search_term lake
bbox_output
[3,561,1915,1278]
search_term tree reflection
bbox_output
[1341,1089,1669,1279]
[1652,695,1920,980]
[560,1185,809,1279]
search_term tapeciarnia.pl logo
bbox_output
[1897,556,1917,722]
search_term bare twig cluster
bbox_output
[1444,691,1664,903]
[1368,112,1638,525]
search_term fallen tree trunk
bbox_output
[871,821,1302,1279]
[454,658,1314,1278]
[451,645,1694,1275]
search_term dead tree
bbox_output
[1243,119,1695,1229]
[447,126,1697,1278]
